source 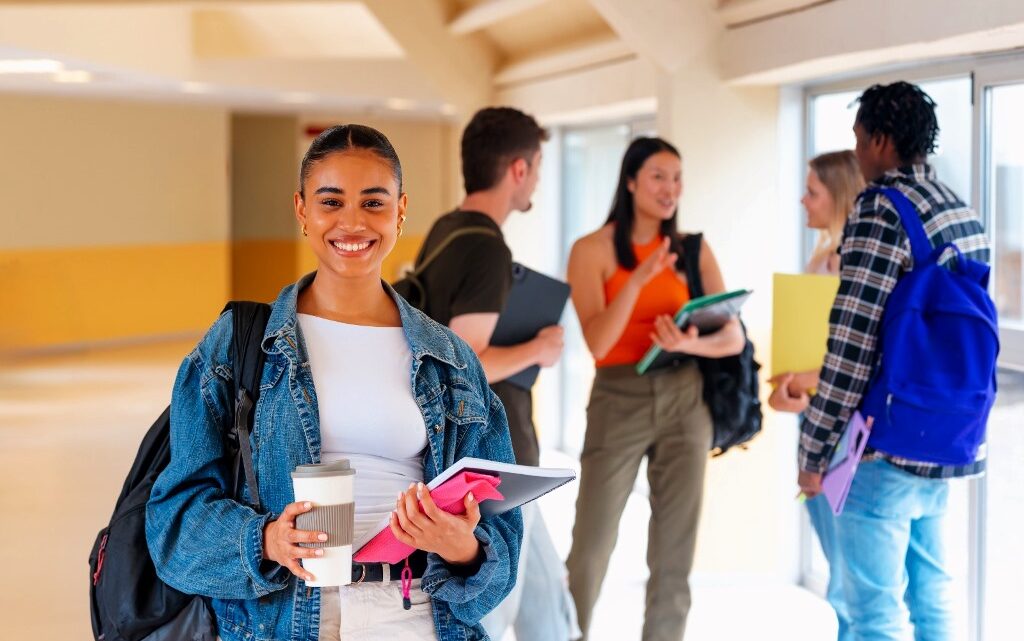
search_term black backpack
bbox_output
[392,226,498,310]
[681,234,763,455]
[88,301,272,641]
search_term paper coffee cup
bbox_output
[290,460,355,587]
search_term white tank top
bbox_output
[297,313,427,544]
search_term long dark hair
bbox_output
[605,136,685,270]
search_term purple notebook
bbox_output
[821,411,872,516]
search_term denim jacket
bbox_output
[146,274,523,641]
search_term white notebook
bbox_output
[352,457,576,552]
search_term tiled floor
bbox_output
[0,340,835,640]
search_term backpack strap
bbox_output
[868,187,933,265]
[681,233,705,299]
[224,301,272,512]
[409,226,499,276]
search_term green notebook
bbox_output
[635,289,752,375]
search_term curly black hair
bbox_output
[855,81,939,163]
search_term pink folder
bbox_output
[821,411,872,516]
[354,471,504,564]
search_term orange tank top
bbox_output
[596,235,690,368]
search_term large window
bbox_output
[557,124,636,454]
[804,61,1024,641]
[979,78,1024,641]
[987,84,1024,329]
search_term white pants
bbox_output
[318,578,438,641]
[482,504,581,641]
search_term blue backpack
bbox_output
[860,187,999,466]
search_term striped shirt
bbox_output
[798,164,990,479]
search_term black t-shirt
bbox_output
[414,210,513,327]
[413,210,539,466]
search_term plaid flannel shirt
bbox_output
[799,164,990,480]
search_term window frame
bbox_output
[800,49,1024,641]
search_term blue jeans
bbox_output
[836,461,952,641]
[806,494,853,641]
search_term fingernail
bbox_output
[303,502,311,509]
[467,492,475,502]
[315,549,324,556]
[318,533,328,541]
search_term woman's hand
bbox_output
[769,370,819,397]
[390,482,482,566]
[651,314,700,354]
[627,237,677,289]
[650,315,745,358]
[262,501,328,582]
[768,372,811,413]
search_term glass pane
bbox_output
[989,84,1024,327]
[558,124,632,454]
[983,369,1024,640]
[809,78,972,201]
[810,90,860,156]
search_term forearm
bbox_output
[682,318,745,358]
[477,342,539,384]
[582,280,642,359]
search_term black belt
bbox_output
[351,550,428,583]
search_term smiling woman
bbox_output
[145,124,523,641]
[292,126,408,324]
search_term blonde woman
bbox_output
[769,150,864,641]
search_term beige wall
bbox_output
[230,114,302,302]
[0,94,229,249]
[231,114,301,241]
[0,94,230,350]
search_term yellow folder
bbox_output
[771,273,840,376]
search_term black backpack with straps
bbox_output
[88,301,271,641]
[680,234,763,455]
[392,226,498,310]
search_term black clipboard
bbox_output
[489,263,571,390]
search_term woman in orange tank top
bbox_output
[564,137,745,641]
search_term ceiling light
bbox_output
[385,98,415,111]
[0,59,64,74]
[181,81,211,94]
[53,70,92,84]
[281,91,315,104]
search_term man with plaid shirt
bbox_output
[791,82,989,641]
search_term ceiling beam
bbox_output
[447,0,551,35]
[717,0,831,27]
[586,0,721,73]
[495,35,633,86]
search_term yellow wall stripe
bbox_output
[2,236,428,351]
[0,243,229,351]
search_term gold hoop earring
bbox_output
[397,225,404,238]
[301,224,307,237]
